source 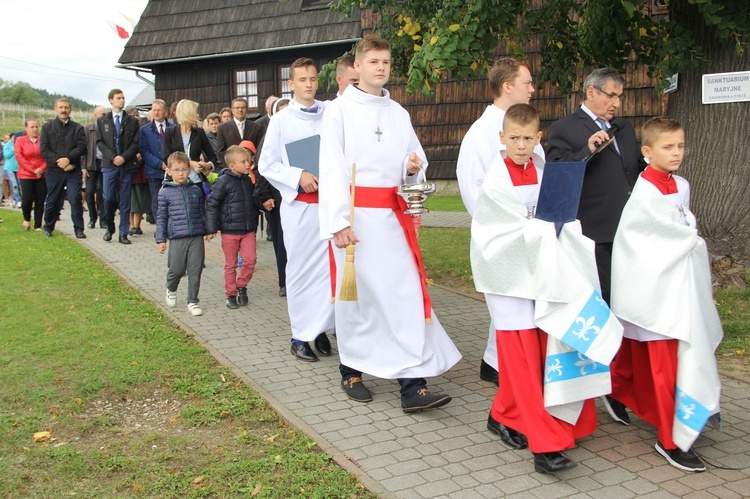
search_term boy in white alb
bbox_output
[258,57,334,362]
[610,116,723,472]
[471,104,623,473]
[456,58,546,384]
[319,35,461,412]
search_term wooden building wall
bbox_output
[151,45,347,120]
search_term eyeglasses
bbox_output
[170,168,190,173]
[593,87,625,103]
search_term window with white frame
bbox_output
[233,68,259,110]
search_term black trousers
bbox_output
[84,166,104,224]
[19,178,47,229]
[339,364,426,401]
[44,169,84,233]
[265,206,287,288]
[594,242,613,304]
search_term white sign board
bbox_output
[702,71,750,104]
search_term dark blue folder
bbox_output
[285,135,321,193]
[535,161,586,236]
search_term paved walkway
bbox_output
[47,211,750,498]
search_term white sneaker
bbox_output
[165,289,177,307]
[187,303,203,316]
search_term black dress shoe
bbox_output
[487,414,528,449]
[75,230,87,239]
[43,230,52,238]
[118,235,131,244]
[601,395,631,425]
[533,452,577,473]
[145,213,155,224]
[341,376,373,402]
[401,388,451,413]
[314,333,332,356]
[135,227,143,235]
[279,286,286,297]
[480,359,499,385]
[87,221,96,229]
[103,231,112,242]
[128,227,137,236]
[290,343,318,362]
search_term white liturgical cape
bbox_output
[457,104,546,370]
[258,99,334,341]
[611,174,723,451]
[319,85,461,379]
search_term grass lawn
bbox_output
[419,226,750,374]
[0,209,374,498]
[423,195,466,213]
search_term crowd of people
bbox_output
[0,34,723,477]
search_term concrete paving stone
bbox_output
[384,458,432,476]
[460,455,502,474]
[422,453,449,468]
[586,485,637,499]
[358,452,400,470]
[436,448,472,464]
[333,435,375,452]
[564,475,603,493]
[432,436,473,453]
[412,443,440,458]
[360,439,405,456]
[530,480,586,499]
[636,492,680,499]
[388,447,423,464]
[413,430,445,445]
[390,427,415,439]
[323,408,359,422]
[597,448,626,463]
[579,456,617,472]
[659,478,696,497]
[493,459,534,478]
[617,440,658,458]
[590,466,637,487]
[617,456,654,473]
[676,469,726,490]
[463,441,501,459]
[441,461,471,478]
[705,485,744,499]
[395,490,422,499]
[622,477,661,495]
[682,492,721,499]
[447,489,484,499]
[724,476,750,495]
[580,435,621,452]
[380,473,427,492]
[413,478,462,498]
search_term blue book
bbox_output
[285,135,320,193]
[535,161,586,236]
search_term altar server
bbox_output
[319,34,461,412]
[610,116,722,472]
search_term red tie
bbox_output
[159,123,164,138]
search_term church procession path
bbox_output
[52,212,750,498]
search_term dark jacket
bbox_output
[216,119,262,168]
[83,122,100,171]
[40,118,87,172]
[155,180,206,243]
[161,125,218,167]
[545,107,645,243]
[95,112,141,171]
[140,119,173,179]
[205,168,265,235]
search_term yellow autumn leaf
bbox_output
[251,484,263,496]
[191,476,205,485]
[639,27,647,36]
[267,434,280,442]
[397,14,403,23]
[448,24,460,32]
[413,44,421,52]
[412,35,422,41]
[275,455,283,463]
[470,61,478,70]
[556,41,563,49]
[404,16,411,24]
[33,431,51,442]
[398,29,404,37]
[430,36,439,45]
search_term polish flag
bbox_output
[107,21,130,39]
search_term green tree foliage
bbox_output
[324,0,749,96]
[0,80,94,110]
[0,81,43,106]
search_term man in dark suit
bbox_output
[40,98,88,238]
[546,68,645,426]
[139,98,172,224]
[216,98,262,167]
[546,67,644,304]
[82,106,107,228]
[96,88,141,244]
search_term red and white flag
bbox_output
[107,21,130,39]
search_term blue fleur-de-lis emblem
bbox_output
[545,359,563,382]
[571,316,601,342]
[574,353,598,376]
[677,392,696,420]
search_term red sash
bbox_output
[296,191,319,203]
[354,186,433,322]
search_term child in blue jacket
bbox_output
[156,151,207,316]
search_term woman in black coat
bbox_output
[161,99,218,188]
